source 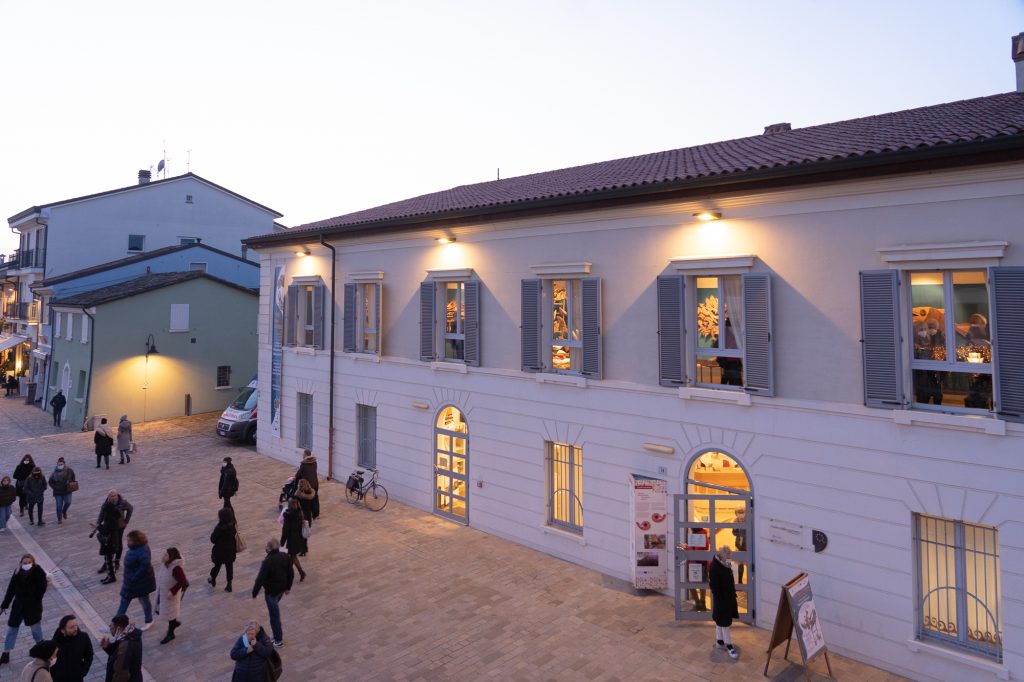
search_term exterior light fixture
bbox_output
[692,211,722,222]
[145,333,159,358]
[295,248,311,257]
[436,236,456,244]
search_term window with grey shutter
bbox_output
[860,270,904,408]
[342,283,357,353]
[419,281,435,361]
[296,392,313,449]
[285,284,299,346]
[991,267,1024,421]
[463,280,481,367]
[580,277,602,379]
[521,279,543,372]
[657,275,686,386]
[312,283,325,350]
[742,273,773,395]
[357,404,377,468]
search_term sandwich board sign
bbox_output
[764,572,833,679]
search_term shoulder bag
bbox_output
[235,530,247,552]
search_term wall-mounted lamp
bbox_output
[436,236,456,245]
[642,443,675,455]
[145,333,159,358]
[295,248,311,257]
[411,401,430,410]
[692,211,722,222]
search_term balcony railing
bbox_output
[13,248,45,269]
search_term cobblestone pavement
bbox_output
[0,400,908,682]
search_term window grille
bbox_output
[357,404,376,468]
[216,365,231,388]
[296,393,313,450]
[546,441,583,534]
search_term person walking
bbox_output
[116,531,156,631]
[295,479,315,528]
[48,459,76,525]
[99,615,142,682]
[209,508,237,593]
[218,458,238,510]
[295,450,319,520]
[230,620,279,682]
[0,554,48,667]
[96,491,132,583]
[279,499,307,582]
[23,468,48,527]
[155,548,188,645]
[116,416,133,465]
[250,540,293,648]
[50,615,93,682]
[709,545,740,660]
[13,455,35,518]
[49,391,66,427]
[18,640,57,682]
[0,477,16,532]
[94,419,114,470]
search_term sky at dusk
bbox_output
[1,1,1022,252]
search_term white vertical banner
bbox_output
[629,475,668,590]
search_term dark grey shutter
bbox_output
[312,283,325,350]
[581,277,602,379]
[657,275,686,386]
[521,279,543,372]
[342,283,357,352]
[860,270,904,408]
[463,280,481,367]
[742,273,773,395]
[991,267,1024,421]
[284,284,298,346]
[419,281,435,362]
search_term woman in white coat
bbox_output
[155,547,188,645]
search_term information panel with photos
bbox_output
[629,475,668,589]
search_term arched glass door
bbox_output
[434,406,468,523]
[674,450,754,623]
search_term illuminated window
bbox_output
[546,441,583,534]
[694,276,743,388]
[442,281,465,361]
[550,280,582,373]
[914,514,1001,661]
[285,279,324,350]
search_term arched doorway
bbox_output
[674,450,754,624]
[433,406,469,523]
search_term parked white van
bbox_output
[216,376,258,443]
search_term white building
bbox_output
[244,40,1024,682]
[3,171,283,398]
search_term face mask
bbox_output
[49,656,58,667]
[21,563,32,571]
[22,460,29,465]
[57,465,65,470]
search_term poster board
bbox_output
[270,265,284,438]
[764,572,833,678]
[629,475,668,590]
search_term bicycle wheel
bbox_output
[345,485,360,505]
[363,483,388,511]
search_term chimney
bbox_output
[1014,32,1024,93]
[138,170,151,185]
[763,122,792,135]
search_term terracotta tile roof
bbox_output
[51,271,256,307]
[261,91,1024,240]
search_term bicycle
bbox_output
[345,467,388,511]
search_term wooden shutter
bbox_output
[419,281,435,362]
[656,275,686,386]
[342,283,357,352]
[742,273,773,395]
[521,279,543,372]
[991,267,1024,421]
[312,283,325,350]
[463,280,481,367]
[581,277,602,379]
[860,270,904,408]
[284,284,298,346]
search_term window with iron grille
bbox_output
[546,441,583,534]
[216,365,231,389]
[356,404,376,468]
[127,234,145,252]
[914,513,1001,661]
[296,392,313,450]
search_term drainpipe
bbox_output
[319,234,336,480]
[80,307,96,431]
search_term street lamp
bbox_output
[145,334,159,358]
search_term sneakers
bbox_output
[726,645,739,660]
[140,622,153,631]
[272,640,284,648]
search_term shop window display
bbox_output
[434,406,468,521]
[695,276,743,387]
[551,279,582,372]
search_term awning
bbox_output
[0,335,28,353]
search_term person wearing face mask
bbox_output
[116,415,133,465]
[94,419,114,470]
[99,615,142,682]
[0,554,48,667]
[95,491,133,583]
[23,468,49,527]
[708,545,740,660]
[19,639,57,682]
[12,455,35,518]
[218,457,239,510]
[48,459,77,525]
[50,615,93,682]
[229,620,279,682]
[0,477,16,532]
[155,548,188,645]
[116,531,156,631]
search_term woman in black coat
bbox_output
[12,454,35,517]
[708,545,740,659]
[209,507,238,592]
[0,554,48,665]
[279,499,307,582]
[230,620,277,682]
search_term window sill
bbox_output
[893,410,1005,436]
[541,525,587,545]
[678,386,751,406]
[215,386,233,391]
[289,346,317,356]
[431,361,467,374]
[905,639,1007,680]
[536,373,587,388]
[346,352,381,363]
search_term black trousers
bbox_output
[210,561,233,583]
[96,454,110,468]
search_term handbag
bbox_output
[67,480,79,493]
[235,531,247,552]
[267,649,283,682]
[301,520,311,539]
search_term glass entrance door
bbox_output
[434,406,468,523]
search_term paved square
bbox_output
[0,398,906,681]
